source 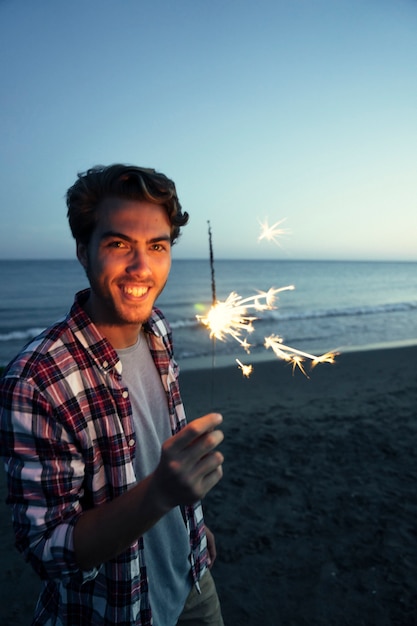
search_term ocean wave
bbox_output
[170,300,417,329]
[169,318,198,330]
[257,300,417,323]
[1,300,416,343]
[0,328,45,342]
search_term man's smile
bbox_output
[122,285,151,298]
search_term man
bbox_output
[0,164,225,625]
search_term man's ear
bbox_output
[77,242,88,270]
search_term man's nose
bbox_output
[127,250,152,275]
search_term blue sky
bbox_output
[1,0,416,261]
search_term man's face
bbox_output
[77,198,172,343]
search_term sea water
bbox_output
[0,259,417,368]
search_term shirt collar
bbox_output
[68,289,168,373]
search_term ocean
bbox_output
[1,259,417,369]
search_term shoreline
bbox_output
[177,336,417,372]
[2,337,417,374]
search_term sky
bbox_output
[1,0,416,262]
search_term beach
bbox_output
[1,345,416,625]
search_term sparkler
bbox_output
[207,220,216,305]
[264,335,338,378]
[197,220,337,378]
[258,217,291,245]
[236,359,253,378]
[196,286,294,352]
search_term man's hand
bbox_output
[152,413,224,512]
[74,413,224,570]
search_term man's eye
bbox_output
[109,241,127,249]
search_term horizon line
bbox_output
[0,257,416,264]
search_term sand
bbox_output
[1,345,416,625]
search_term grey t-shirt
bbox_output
[117,333,192,625]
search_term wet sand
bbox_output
[1,345,416,624]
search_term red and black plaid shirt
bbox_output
[0,289,208,625]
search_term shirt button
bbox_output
[128,439,135,447]
[122,390,129,398]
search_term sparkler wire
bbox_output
[207,221,216,306]
[207,221,217,404]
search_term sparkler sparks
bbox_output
[196,286,295,353]
[258,217,290,245]
[236,359,253,378]
[264,334,338,377]
[198,220,337,378]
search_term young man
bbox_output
[0,165,225,625]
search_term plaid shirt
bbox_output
[0,289,208,625]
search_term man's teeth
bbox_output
[124,286,148,297]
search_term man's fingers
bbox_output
[169,413,223,451]
[194,454,224,498]
[155,413,224,507]
[194,449,224,477]
[160,414,224,475]
[170,422,224,471]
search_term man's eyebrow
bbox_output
[101,231,171,244]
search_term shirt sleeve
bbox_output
[0,375,98,584]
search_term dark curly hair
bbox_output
[66,164,189,245]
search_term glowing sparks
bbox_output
[264,334,338,377]
[258,217,291,245]
[196,286,295,353]
[236,359,253,378]
[196,284,337,378]
[199,220,337,378]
